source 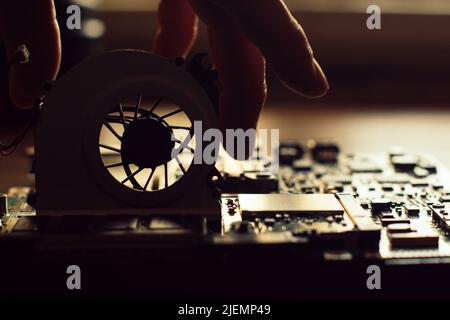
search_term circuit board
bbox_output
[219,141,450,264]
[1,140,450,265]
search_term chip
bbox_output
[237,194,344,215]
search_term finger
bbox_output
[208,27,266,132]
[0,0,61,109]
[153,0,199,58]
[189,0,266,133]
[208,0,329,98]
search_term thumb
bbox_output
[0,0,61,109]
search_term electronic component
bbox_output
[0,194,8,217]
[2,48,450,270]
[381,218,410,227]
[3,139,450,262]
[221,172,279,194]
[389,233,439,248]
[279,142,303,165]
[431,204,450,231]
[371,198,392,213]
[237,193,344,216]
[308,140,340,163]
[404,205,420,216]
[387,223,413,233]
[336,194,379,232]
[418,159,437,174]
[292,159,313,172]
[34,50,221,216]
[388,146,405,159]
[391,155,418,172]
[349,162,383,173]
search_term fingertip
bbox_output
[210,0,330,100]
[278,58,329,98]
[300,59,330,98]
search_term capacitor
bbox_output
[0,193,8,217]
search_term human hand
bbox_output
[0,1,61,109]
[0,0,329,133]
[154,0,329,132]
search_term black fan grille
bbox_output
[98,95,196,192]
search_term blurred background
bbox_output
[83,0,450,105]
[2,0,450,107]
[1,0,450,191]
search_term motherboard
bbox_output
[219,141,450,264]
[1,140,449,267]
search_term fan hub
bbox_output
[121,117,175,168]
